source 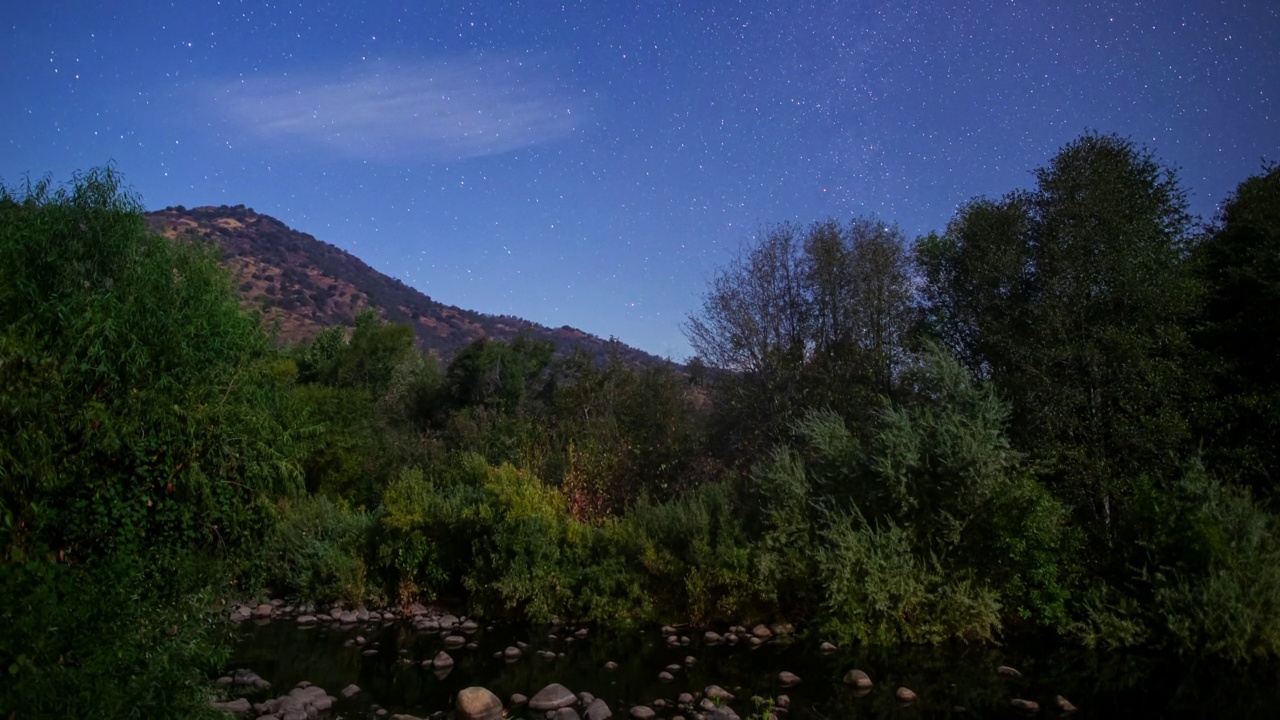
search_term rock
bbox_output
[383,611,397,621]
[340,684,361,699]
[680,635,691,645]
[339,611,358,624]
[684,655,697,667]
[579,692,595,705]
[748,636,765,647]
[444,634,467,648]
[296,615,317,625]
[661,625,677,635]
[539,649,559,660]
[1011,698,1039,712]
[461,619,480,633]
[456,686,504,720]
[778,671,801,687]
[771,622,795,635]
[210,697,252,715]
[503,645,522,660]
[677,693,694,705]
[362,648,378,656]
[818,641,837,653]
[750,624,773,639]
[555,709,582,720]
[658,671,674,682]
[896,687,917,703]
[392,715,426,720]
[630,706,656,720]
[529,683,578,711]
[511,694,528,705]
[1056,696,1077,713]
[439,614,460,629]
[356,606,370,622]
[775,695,790,710]
[843,669,873,689]
[704,631,723,643]
[253,603,273,619]
[704,685,734,702]
[574,627,589,638]
[432,651,454,669]
[604,660,619,670]
[997,665,1023,678]
[585,698,613,720]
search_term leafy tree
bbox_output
[916,133,1199,553]
[685,218,915,458]
[0,167,303,716]
[1192,163,1280,494]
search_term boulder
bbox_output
[432,651,454,669]
[510,694,528,706]
[503,645,522,660]
[630,706,656,720]
[750,624,773,639]
[896,687,917,703]
[295,615,317,625]
[658,671,674,682]
[704,685,734,702]
[210,697,252,715]
[1056,695,1077,713]
[555,709,582,720]
[340,684,361,699]
[704,631,723,643]
[1011,698,1039,712]
[604,660,619,670]
[997,665,1023,678]
[443,634,467,648]
[529,683,578,711]
[585,698,613,720]
[778,671,801,687]
[843,669,873,689]
[818,641,837,653]
[456,686,503,720]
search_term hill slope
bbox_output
[145,204,665,365]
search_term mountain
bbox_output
[145,204,667,366]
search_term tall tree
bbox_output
[685,218,914,457]
[917,133,1199,548]
[1192,163,1280,494]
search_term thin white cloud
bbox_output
[206,55,582,161]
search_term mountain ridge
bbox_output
[144,204,668,366]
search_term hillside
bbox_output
[145,204,665,365]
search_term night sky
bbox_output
[3,1,1277,360]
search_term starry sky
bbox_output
[3,1,1277,360]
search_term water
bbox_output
[229,617,1280,718]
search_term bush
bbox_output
[264,495,377,605]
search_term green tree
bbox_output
[1192,164,1280,494]
[916,133,1199,554]
[0,167,303,716]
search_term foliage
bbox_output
[916,132,1199,558]
[1192,163,1280,495]
[264,495,377,605]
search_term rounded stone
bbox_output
[778,671,801,687]
[843,669,873,689]
[456,686,503,720]
[431,651,454,669]
[630,706,656,720]
[997,665,1023,678]
[1011,698,1039,712]
[529,683,578,711]
[896,687,917,703]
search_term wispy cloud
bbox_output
[205,55,583,161]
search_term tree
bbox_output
[916,132,1199,550]
[1192,163,1280,494]
[684,218,915,457]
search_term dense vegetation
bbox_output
[3,136,1279,715]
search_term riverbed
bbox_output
[227,613,1280,718]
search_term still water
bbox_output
[230,617,1280,718]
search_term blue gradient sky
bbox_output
[4,1,1277,360]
